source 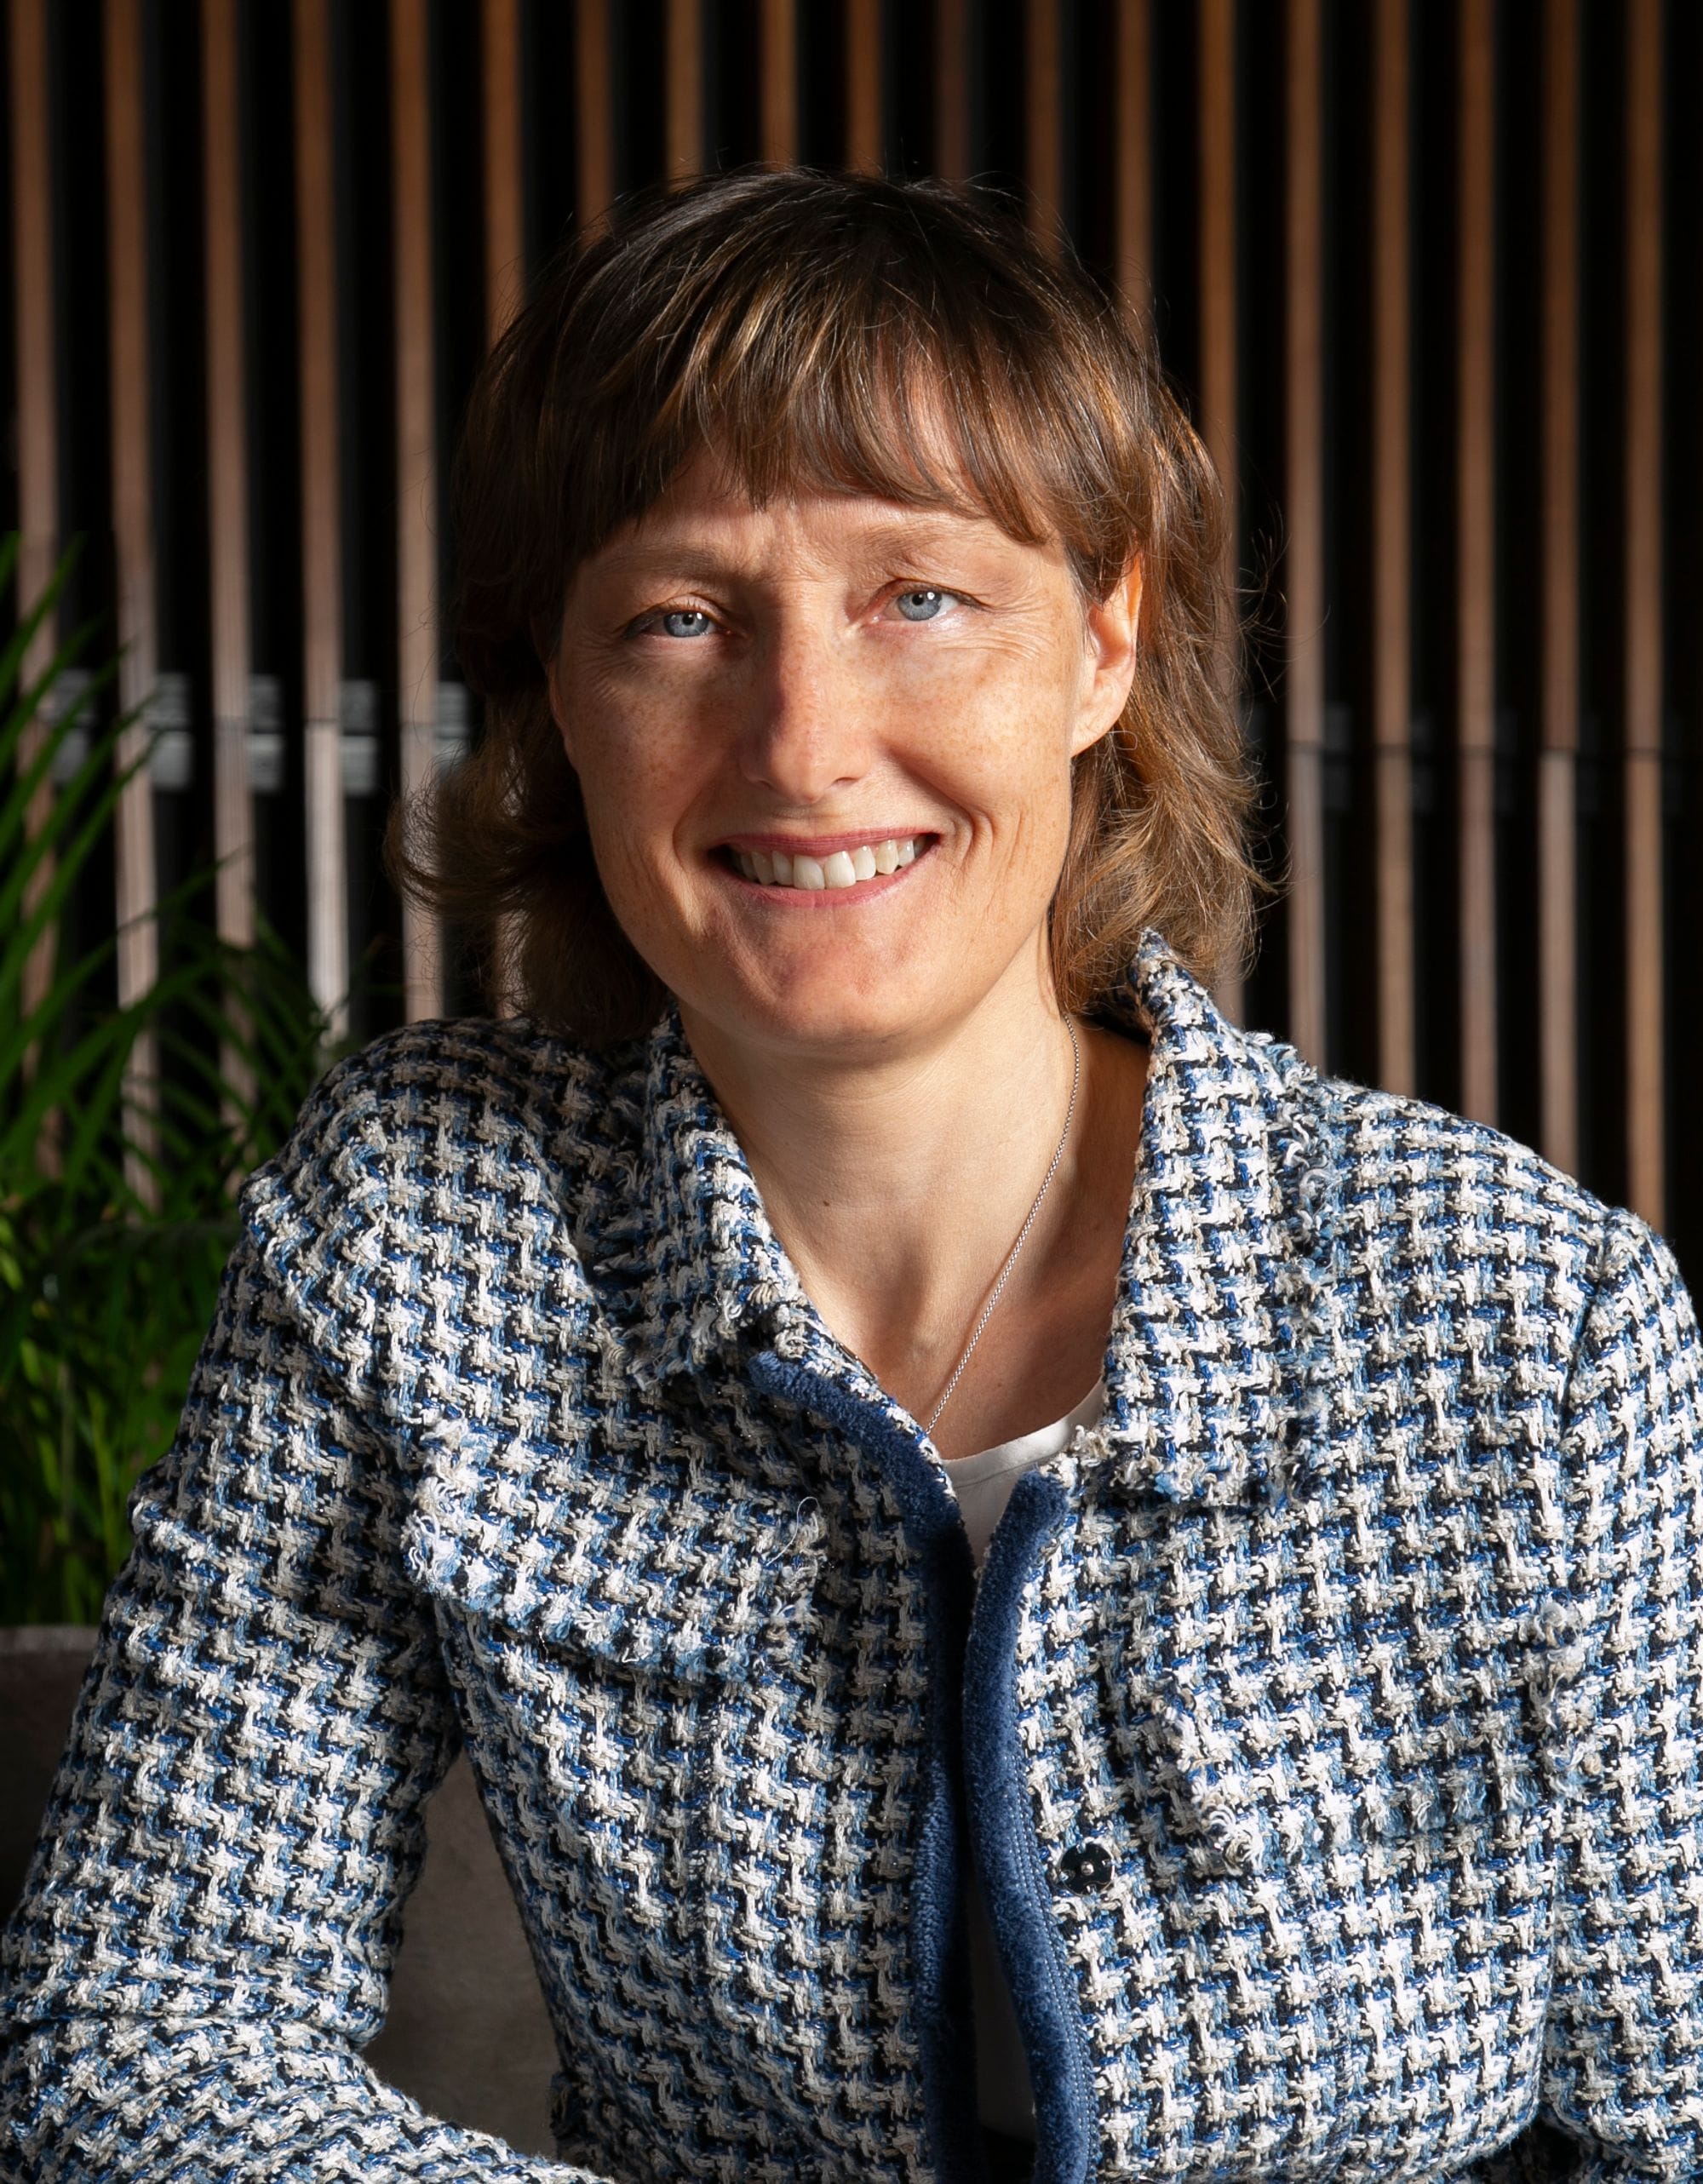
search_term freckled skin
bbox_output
[547,450,1148,1449]
[548,451,1138,1070]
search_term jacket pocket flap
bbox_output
[402,1411,823,1682]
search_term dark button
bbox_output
[1058,1838,1113,1891]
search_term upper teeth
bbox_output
[731,837,922,888]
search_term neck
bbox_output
[678,951,1137,1441]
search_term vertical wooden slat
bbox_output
[934,0,969,184]
[760,0,797,166]
[1026,0,1064,249]
[295,0,348,1034]
[666,0,703,180]
[1539,0,1579,1174]
[1284,0,1326,1066]
[482,0,525,343]
[11,0,55,660]
[1372,0,1414,1093]
[1198,0,1240,1023]
[1197,0,1236,535]
[1114,0,1151,318]
[9,0,58,1031]
[393,0,441,1023]
[846,0,881,174]
[105,0,161,1184]
[203,0,255,963]
[1624,0,1664,1226]
[1118,2,1184,1139]
[483,0,525,1017]
[1456,0,1497,1126]
[576,0,613,227]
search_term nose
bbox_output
[735,614,874,805]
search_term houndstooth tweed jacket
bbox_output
[3,931,1702,2184]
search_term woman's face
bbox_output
[548,450,1141,1063]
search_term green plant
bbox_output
[1,541,337,1624]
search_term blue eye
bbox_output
[894,588,951,622]
[658,609,713,639]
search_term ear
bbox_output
[1070,558,1144,759]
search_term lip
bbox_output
[717,828,939,858]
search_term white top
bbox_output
[946,1379,1107,1563]
[943,1379,1107,2142]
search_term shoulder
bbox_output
[293,1012,628,1136]
[238,1014,654,1263]
[1255,1058,1699,1536]
[215,1016,666,1417]
[1262,1040,1628,1378]
[1300,1061,1604,1251]
[1288,1060,1693,1417]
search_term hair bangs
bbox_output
[576,202,1091,580]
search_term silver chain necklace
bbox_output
[924,1014,1082,1439]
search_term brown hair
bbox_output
[391,165,1260,1040]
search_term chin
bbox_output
[687,960,946,1060]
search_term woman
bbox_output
[3,167,1700,2184]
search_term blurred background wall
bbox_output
[4,0,1700,1282]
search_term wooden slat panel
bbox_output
[202,0,255,960]
[9,0,58,1034]
[760,0,798,167]
[1624,0,1664,1226]
[105,0,161,1187]
[1539,0,1579,1174]
[1284,0,1326,1066]
[482,0,525,343]
[1198,0,1240,1023]
[1456,0,1496,1126]
[667,0,703,180]
[576,0,613,227]
[393,0,441,1023]
[294,0,348,1034]
[933,0,969,183]
[846,0,881,174]
[1026,0,1064,249]
[1114,0,1151,318]
[1372,0,1414,1093]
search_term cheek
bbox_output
[927,684,1080,851]
[561,688,702,866]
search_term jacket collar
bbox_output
[1094,937,1326,1505]
[597,1014,818,1391]
[608,931,1331,1505]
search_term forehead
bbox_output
[586,448,1064,579]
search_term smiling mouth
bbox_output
[724,834,932,891]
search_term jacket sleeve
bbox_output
[0,1076,606,2183]
[1539,1206,1703,2178]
